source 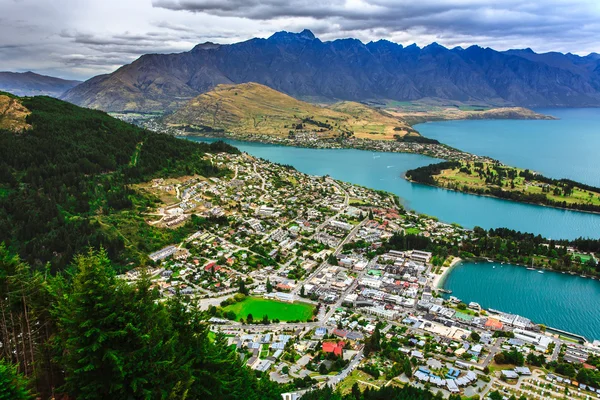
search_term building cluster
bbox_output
[114,150,600,400]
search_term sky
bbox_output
[1,0,600,80]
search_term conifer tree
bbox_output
[0,360,32,400]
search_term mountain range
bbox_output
[0,71,80,97]
[61,30,600,112]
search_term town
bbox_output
[121,152,600,400]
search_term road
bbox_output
[482,337,505,368]
[327,349,364,387]
[291,217,367,297]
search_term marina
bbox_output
[441,261,600,341]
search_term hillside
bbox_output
[0,71,80,97]
[164,82,415,139]
[386,103,555,126]
[0,93,31,131]
[62,30,600,112]
[0,94,239,269]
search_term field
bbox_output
[573,253,592,263]
[223,297,315,322]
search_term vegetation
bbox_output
[494,348,525,366]
[301,384,463,400]
[407,160,600,213]
[0,360,32,400]
[0,94,239,270]
[165,83,416,139]
[0,247,288,399]
[223,297,315,322]
[379,228,600,277]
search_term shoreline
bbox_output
[432,256,462,289]
[174,131,494,163]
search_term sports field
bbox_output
[223,297,314,322]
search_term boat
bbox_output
[527,267,535,271]
[538,270,544,274]
[492,266,496,269]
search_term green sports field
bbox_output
[223,297,314,322]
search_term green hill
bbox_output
[164,82,416,139]
[0,92,239,270]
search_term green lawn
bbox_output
[573,253,592,262]
[223,297,315,322]
[405,227,421,235]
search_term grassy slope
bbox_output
[0,93,31,131]
[165,83,413,140]
[435,161,600,207]
[223,297,314,321]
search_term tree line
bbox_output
[378,228,600,276]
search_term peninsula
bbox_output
[406,161,600,214]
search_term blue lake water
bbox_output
[188,137,600,240]
[416,108,600,187]
[442,262,600,341]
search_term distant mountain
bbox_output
[62,30,600,112]
[164,82,415,139]
[0,71,81,97]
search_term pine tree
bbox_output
[239,279,248,295]
[0,360,32,400]
[52,249,190,399]
[266,278,273,293]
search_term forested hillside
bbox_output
[0,93,239,270]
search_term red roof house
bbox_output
[322,341,344,357]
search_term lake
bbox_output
[188,137,600,240]
[442,261,600,341]
[416,108,600,187]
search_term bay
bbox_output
[187,137,600,240]
[442,261,600,341]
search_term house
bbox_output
[314,327,327,337]
[484,318,503,331]
[502,370,519,379]
[515,367,532,376]
[322,341,344,357]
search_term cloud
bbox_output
[0,0,599,80]
[152,0,600,53]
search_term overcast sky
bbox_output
[1,0,599,80]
